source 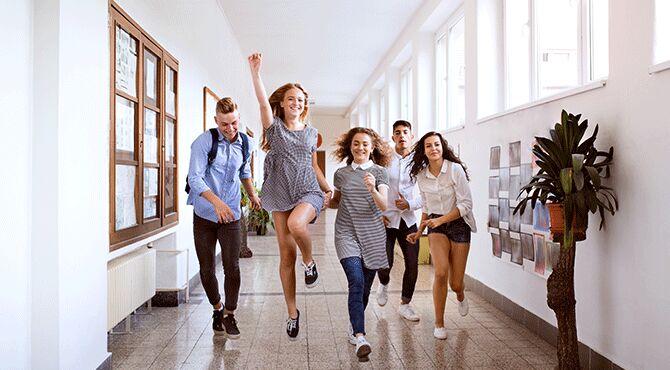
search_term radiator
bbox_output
[107,247,156,331]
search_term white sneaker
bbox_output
[376,283,388,306]
[458,296,469,317]
[398,303,420,321]
[348,324,356,345]
[355,335,372,358]
[434,327,448,340]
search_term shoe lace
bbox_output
[287,318,298,332]
[303,262,315,277]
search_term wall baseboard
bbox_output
[96,353,112,370]
[464,274,625,370]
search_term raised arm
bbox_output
[248,53,273,129]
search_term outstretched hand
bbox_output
[248,53,262,74]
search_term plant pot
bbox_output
[255,224,267,236]
[546,203,587,242]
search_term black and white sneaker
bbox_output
[303,261,319,288]
[222,314,240,339]
[286,309,300,340]
[212,310,225,336]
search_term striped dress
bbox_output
[333,163,389,270]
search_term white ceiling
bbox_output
[218,0,424,116]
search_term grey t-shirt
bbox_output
[333,163,389,270]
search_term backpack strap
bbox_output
[207,128,219,165]
[239,132,249,174]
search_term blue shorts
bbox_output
[427,214,472,243]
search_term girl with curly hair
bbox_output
[329,127,391,360]
[248,53,332,340]
[406,131,477,340]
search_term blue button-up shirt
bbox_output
[187,129,252,223]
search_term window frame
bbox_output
[400,62,413,121]
[502,0,606,110]
[109,2,179,251]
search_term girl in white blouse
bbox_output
[406,131,476,340]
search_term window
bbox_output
[379,91,387,138]
[400,64,413,121]
[503,0,608,109]
[437,12,466,130]
[654,0,670,64]
[110,3,179,250]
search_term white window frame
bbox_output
[400,62,413,121]
[502,0,607,110]
[379,90,387,138]
[651,0,670,74]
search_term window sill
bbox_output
[649,60,670,74]
[108,223,179,261]
[476,79,607,125]
[442,124,465,134]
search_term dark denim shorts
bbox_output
[427,214,472,243]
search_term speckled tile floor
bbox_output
[109,209,557,369]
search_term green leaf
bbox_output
[572,154,584,172]
[574,171,584,191]
[585,166,601,189]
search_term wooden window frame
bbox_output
[109,1,179,251]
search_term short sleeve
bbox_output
[333,168,343,190]
[374,166,389,189]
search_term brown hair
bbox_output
[332,127,392,167]
[261,83,310,151]
[408,131,470,181]
[216,97,238,114]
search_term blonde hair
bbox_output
[261,83,310,151]
[216,97,238,114]
[332,127,392,167]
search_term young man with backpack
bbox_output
[186,97,260,338]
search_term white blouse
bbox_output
[416,160,477,233]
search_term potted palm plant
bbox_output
[514,110,618,369]
[245,186,273,236]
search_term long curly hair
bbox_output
[261,83,310,151]
[408,131,470,181]
[332,127,392,167]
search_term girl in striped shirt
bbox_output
[329,127,392,360]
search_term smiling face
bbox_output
[214,110,240,142]
[351,132,373,164]
[280,87,306,120]
[392,124,413,152]
[423,134,443,162]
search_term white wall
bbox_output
[0,1,32,368]
[350,0,670,368]
[310,114,351,185]
[448,1,669,369]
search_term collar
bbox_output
[425,160,449,179]
[216,128,242,144]
[351,160,374,170]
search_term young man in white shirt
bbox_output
[377,120,422,321]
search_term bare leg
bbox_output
[429,233,452,328]
[273,211,299,318]
[448,242,471,302]
[286,203,317,265]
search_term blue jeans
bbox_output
[340,256,377,335]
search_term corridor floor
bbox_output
[108,209,558,369]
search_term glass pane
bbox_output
[536,0,579,98]
[144,167,158,197]
[166,66,176,116]
[436,34,447,130]
[166,117,175,163]
[655,0,670,63]
[144,109,159,164]
[143,197,157,219]
[115,26,138,97]
[505,0,530,108]
[165,166,175,214]
[115,96,135,159]
[448,16,465,128]
[115,165,137,231]
[590,0,609,79]
[144,50,159,106]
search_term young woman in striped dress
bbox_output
[329,127,392,360]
